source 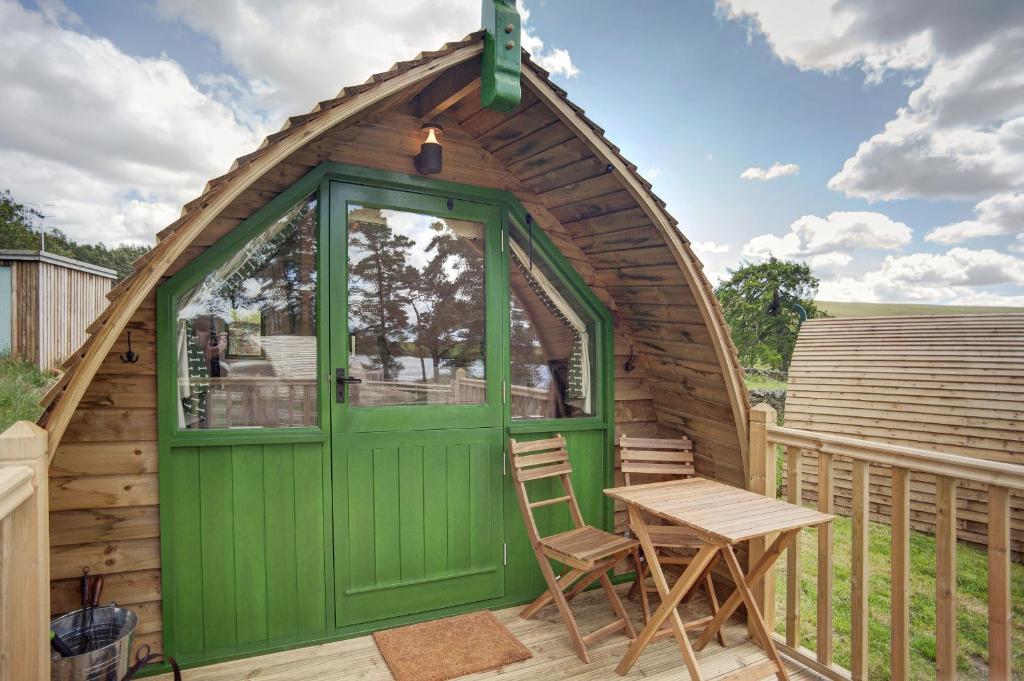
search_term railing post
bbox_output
[748,403,777,638]
[0,421,50,681]
[988,485,1011,679]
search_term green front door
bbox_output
[328,182,506,627]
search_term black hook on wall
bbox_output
[120,331,140,364]
[623,344,637,372]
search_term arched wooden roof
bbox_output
[39,32,750,482]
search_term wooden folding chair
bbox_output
[620,435,726,646]
[510,435,639,663]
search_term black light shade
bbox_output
[415,123,443,175]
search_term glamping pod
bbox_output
[39,27,749,666]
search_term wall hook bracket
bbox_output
[623,344,637,372]
[120,331,140,364]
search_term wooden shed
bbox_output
[0,250,116,370]
[786,314,1023,558]
[37,30,750,667]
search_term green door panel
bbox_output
[333,428,504,626]
[165,441,328,658]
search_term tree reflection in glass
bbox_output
[347,206,485,406]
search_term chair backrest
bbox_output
[509,435,585,544]
[619,435,695,486]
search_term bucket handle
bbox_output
[121,645,182,681]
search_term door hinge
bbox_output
[503,448,507,476]
[502,380,506,405]
[503,542,508,566]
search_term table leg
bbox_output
[616,504,719,678]
[721,545,789,681]
[693,529,799,651]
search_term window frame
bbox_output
[157,163,614,448]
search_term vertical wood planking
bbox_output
[169,448,204,654]
[264,445,298,639]
[987,485,1011,680]
[347,447,375,591]
[293,442,325,634]
[890,466,910,681]
[850,460,869,680]
[935,477,957,681]
[199,448,236,649]
[372,447,401,585]
[469,440,490,569]
[785,445,802,648]
[398,446,425,581]
[446,444,471,571]
[422,444,448,576]
[816,451,834,665]
[231,444,267,644]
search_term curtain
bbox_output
[509,239,592,413]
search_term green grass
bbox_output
[774,515,1024,680]
[0,354,54,432]
[816,300,1024,318]
[744,375,787,391]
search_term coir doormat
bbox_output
[372,610,532,681]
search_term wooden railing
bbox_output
[0,421,49,681]
[748,403,1022,681]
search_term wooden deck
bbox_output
[152,585,825,681]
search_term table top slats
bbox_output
[605,477,832,545]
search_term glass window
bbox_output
[509,226,594,419]
[175,194,318,429]
[347,205,486,407]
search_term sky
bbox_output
[2,0,1023,305]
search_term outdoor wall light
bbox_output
[415,123,443,175]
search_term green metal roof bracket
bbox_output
[481,0,522,112]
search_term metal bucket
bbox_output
[50,605,138,681]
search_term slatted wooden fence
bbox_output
[0,421,50,681]
[750,403,1022,681]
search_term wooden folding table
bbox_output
[605,477,833,681]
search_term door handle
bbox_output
[336,368,362,403]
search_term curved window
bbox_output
[174,194,318,429]
[508,223,595,419]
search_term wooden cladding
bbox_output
[1,255,114,370]
[786,315,1024,559]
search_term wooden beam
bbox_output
[416,57,481,121]
[987,485,1011,680]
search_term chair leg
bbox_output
[599,568,637,640]
[631,547,652,625]
[534,553,591,663]
[520,566,583,620]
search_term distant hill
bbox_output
[816,301,1024,318]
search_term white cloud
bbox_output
[719,0,1024,264]
[740,162,799,181]
[743,211,911,262]
[818,247,1024,304]
[692,240,730,256]
[516,1,579,78]
[643,166,662,180]
[0,0,263,244]
[926,192,1024,243]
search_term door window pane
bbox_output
[509,229,594,419]
[347,206,485,406]
[175,194,318,429]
